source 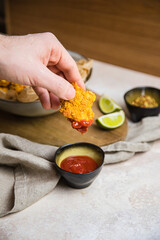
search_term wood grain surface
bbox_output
[5,0,160,77]
[0,94,128,147]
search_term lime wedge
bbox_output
[96,110,125,129]
[99,94,121,114]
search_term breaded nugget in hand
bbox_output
[59,83,96,133]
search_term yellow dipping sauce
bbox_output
[131,95,158,108]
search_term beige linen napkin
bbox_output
[0,115,160,218]
[0,135,60,218]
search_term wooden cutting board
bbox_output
[0,94,128,147]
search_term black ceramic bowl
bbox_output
[54,142,104,189]
[124,86,160,122]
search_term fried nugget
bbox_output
[17,86,39,102]
[9,82,26,93]
[76,59,93,83]
[0,80,39,102]
[59,83,96,133]
[0,80,10,87]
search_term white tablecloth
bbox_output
[0,60,160,240]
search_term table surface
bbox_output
[0,60,160,240]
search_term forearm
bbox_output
[0,34,14,79]
[0,34,11,52]
[0,34,8,80]
[0,33,6,44]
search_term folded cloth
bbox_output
[0,135,60,218]
[0,115,160,218]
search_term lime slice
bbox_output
[96,110,125,129]
[99,94,121,114]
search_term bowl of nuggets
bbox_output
[0,50,93,117]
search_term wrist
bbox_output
[0,35,12,62]
[0,34,9,49]
[0,34,11,80]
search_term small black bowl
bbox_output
[124,86,160,122]
[54,142,104,189]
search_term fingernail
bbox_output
[65,86,75,100]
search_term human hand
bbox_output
[0,32,85,109]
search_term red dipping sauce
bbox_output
[70,119,94,134]
[60,155,98,174]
